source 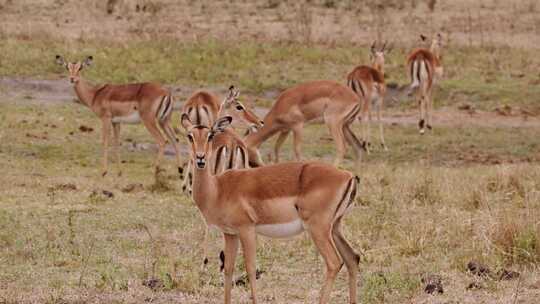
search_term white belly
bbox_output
[256,219,304,238]
[112,112,141,124]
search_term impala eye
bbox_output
[208,132,215,141]
[187,134,194,142]
[236,105,243,111]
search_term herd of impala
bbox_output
[54,33,443,304]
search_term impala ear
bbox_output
[370,41,377,55]
[212,116,232,133]
[55,55,67,68]
[181,113,193,130]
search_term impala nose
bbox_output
[195,155,206,169]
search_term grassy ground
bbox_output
[1,97,539,303]
[1,38,540,111]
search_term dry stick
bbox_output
[78,240,96,287]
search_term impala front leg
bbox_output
[112,122,122,176]
[223,233,239,304]
[239,227,258,304]
[101,117,113,177]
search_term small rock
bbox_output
[467,261,491,276]
[499,269,520,280]
[142,277,164,291]
[79,125,94,133]
[121,183,144,193]
[466,281,483,290]
[422,274,443,294]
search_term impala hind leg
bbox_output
[417,89,426,135]
[112,122,122,176]
[376,97,388,151]
[100,117,113,177]
[273,130,289,163]
[159,119,183,175]
[223,233,240,304]
[426,89,434,131]
[308,224,343,304]
[333,218,360,304]
[142,117,167,176]
[291,124,304,161]
[343,124,363,171]
[326,120,346,168]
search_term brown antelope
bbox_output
[181,114,361,304]
[347,41,391,153]
[181,87,264,267]
[244,80,363,169]
[55,55,182,176]
[180,86,264,194]
[407,33,444,134]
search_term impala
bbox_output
[347,41,391,152]
[181,87,264,266]
[55,55,182,176]
[182,114,361,304]
[244,80,363,169]
[407,33,444,134]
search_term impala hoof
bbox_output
[427,124,433,130]
[178,167,183,175]
[203,257,209,265]
[101,171,108,177]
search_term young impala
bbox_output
[244,80,363,169]
[180,86,263,194]
[182,114,361,304]
[407,33,444,134]
[347,41,391,152]
[55,55,182,176]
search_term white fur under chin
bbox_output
[112,112,141,124]
[255,219,304,238]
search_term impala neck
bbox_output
[73,78,99,108]
[373,60,384,79]
[191,161,218,213]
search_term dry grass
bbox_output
[1,98,539,303]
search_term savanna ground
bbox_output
[1,0,540,303]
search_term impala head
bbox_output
[182,114,232,169]
[420,33,443,58]
[55,55,93,84]
[370,41,391,73]
[219,86,264,132]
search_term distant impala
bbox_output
[55,55,182,176]
[244,80,364,169]
[407,33,444,134]
[347,41,391,152]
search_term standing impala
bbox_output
[244,80,363,169]
[181,87,264,266]
[347,41,390,152]
[181,114,361,304]
[407,33,444,134]
[55,55,182,176]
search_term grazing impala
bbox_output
[180,86,263,194]
[407,33,444,134]
[182,114,361,304]
[347,41,391,152]
[244,80,363,169]
[55,55,182,176]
